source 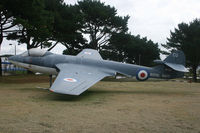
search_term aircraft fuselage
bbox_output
[9,53,182,80]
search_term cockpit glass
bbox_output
[20,49,52,57]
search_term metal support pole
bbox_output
[15,44,16,55]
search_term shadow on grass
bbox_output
[45,90,101,102]
[88,89,192,96]
[6,85,193,102]
[43,89,192,102]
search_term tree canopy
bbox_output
[76,0,129,51]
[0,0,18,76]
[162,19,200,81]
[102,33,160,66]
[4,0,55,49]
[53,3,86,55]
[0,0,162,76]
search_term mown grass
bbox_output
[0,75,200,133]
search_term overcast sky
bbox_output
[1,0,200,57]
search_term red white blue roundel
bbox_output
[136,69,149,81]
[64,78,77,82]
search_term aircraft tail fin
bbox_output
[164,50,186,66]
[154,50,188,73]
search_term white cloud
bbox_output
[0,40,65,55]
[64,0,200,44]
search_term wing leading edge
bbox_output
[49,64,114,95]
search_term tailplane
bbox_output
[154,50,188,73]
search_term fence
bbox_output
[1,61,27,75]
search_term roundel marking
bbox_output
[136,69,149,81]
[64,78,77,82]
[140,72,146,78]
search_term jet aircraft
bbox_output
[8,48,188,95]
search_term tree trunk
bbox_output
[26,41,34,75]
[0,13,3,76]
[0,34,3,77]
[192,65,197,82]
[0,58,2,76]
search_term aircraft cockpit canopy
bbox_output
[21,48,52,57]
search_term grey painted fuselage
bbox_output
[8,48,188,95]
[9,52,182,80]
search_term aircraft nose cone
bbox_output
[8,55,21,63]
[8,55,24,64]
[8,56,15,61]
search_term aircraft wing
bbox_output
[77,49,103,60]
[49,63,113,95]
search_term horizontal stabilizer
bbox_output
[154,50,188,73]
[165,62,188,72]
[154,60,188,72]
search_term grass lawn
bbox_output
[0,75,200,133]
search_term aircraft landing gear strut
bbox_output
[49,75,53,87]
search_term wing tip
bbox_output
[49,89,54,92]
